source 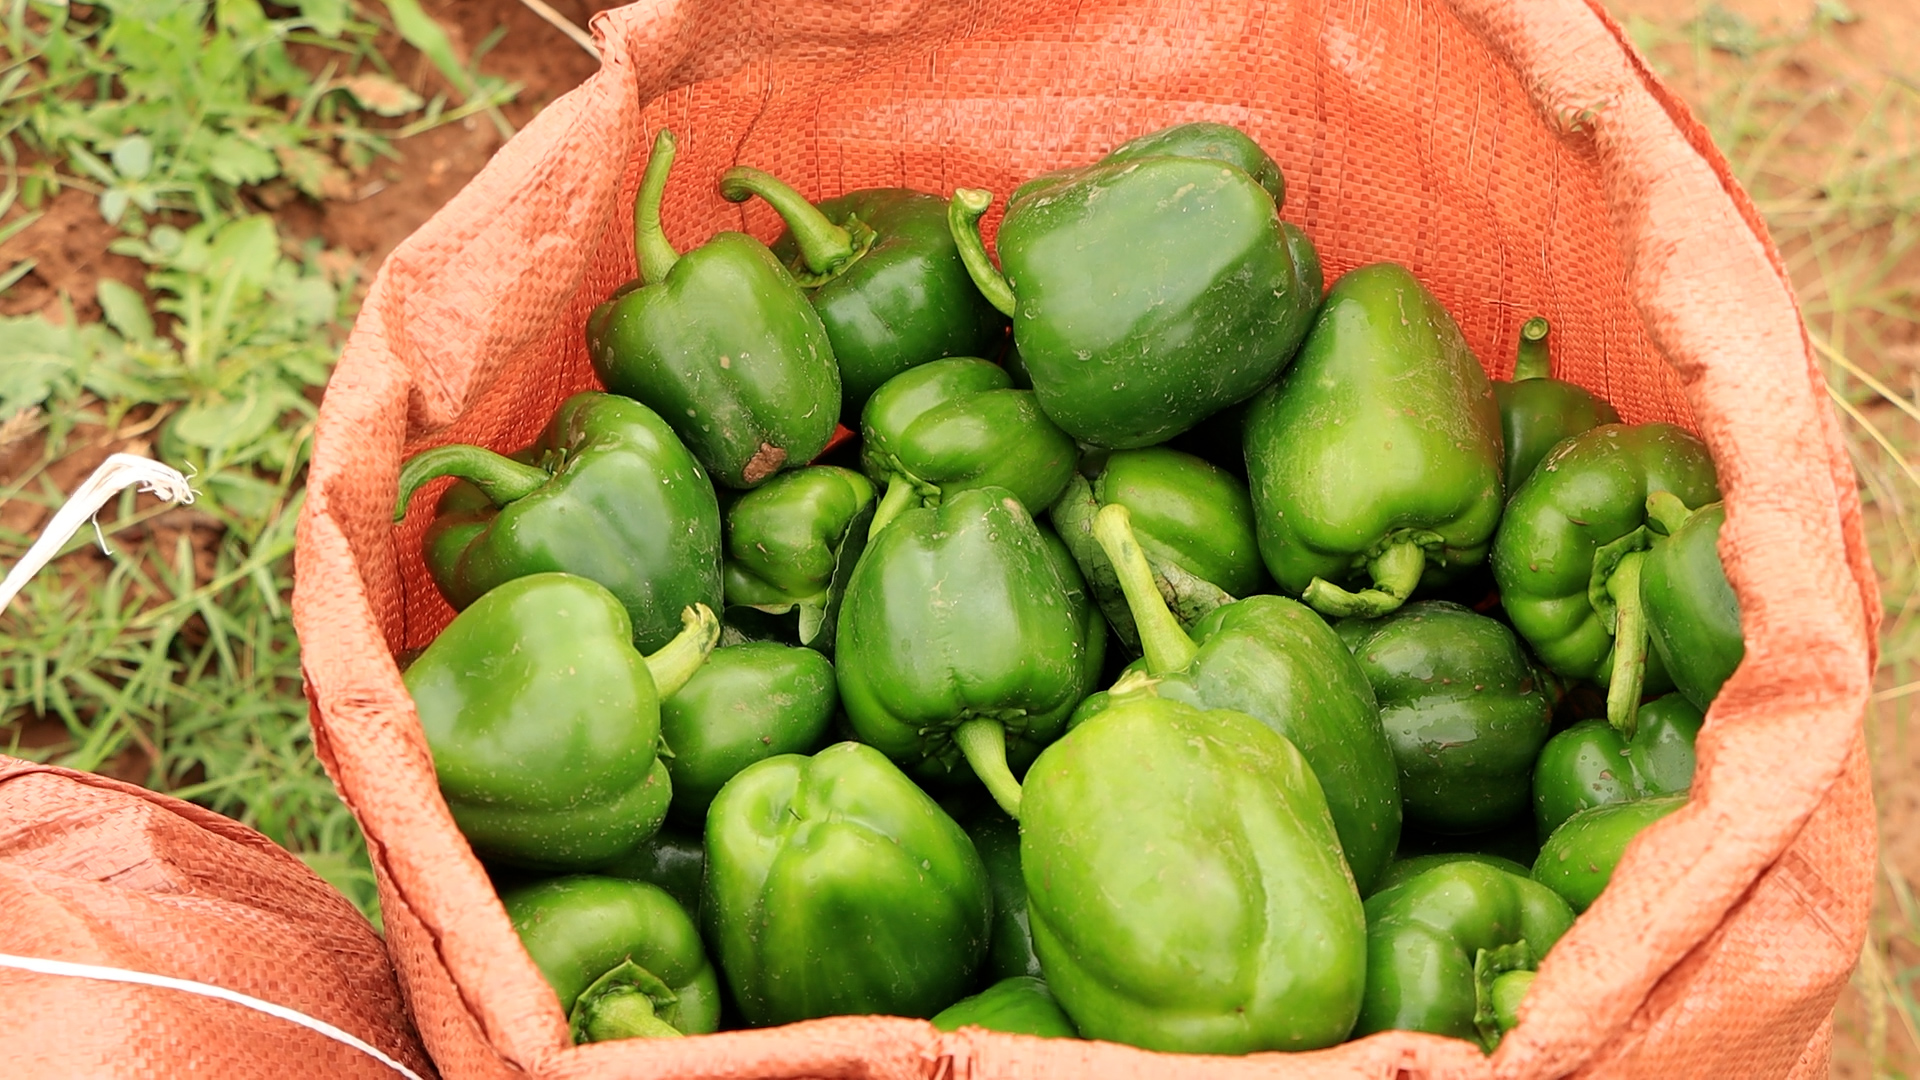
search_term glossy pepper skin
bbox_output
[1642,495,1744,710]
[1021,696,1366,1054]
[1352,862,1574,1052]
[1370,852,1532,898]
[949,153,1309,449]
[1494,317,1620,495]
[721,464,874,651]
[403,574,718,870]
[717,172,1009,421]
[1533,694,1702,839]
[586,130,839,489]
[1336,601,1554,834]
[1077,504,1400,892]
[658,641,837,826]
[1100,121,1287,207]
[1533,795,1686,912]
[1245,263,1505,619]
[1492,424,1719,735]
[502,876,720,1042]
[860,357,1077,536]
[931,976,1079,1039]
[395,391,722,654]
[1050,446,1268,654]
[835,486,1104,819]
[703,741,991,1025]
[966,813,1042,981]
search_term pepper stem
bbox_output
[1606,551,1649,739]
[634,130,681,285]
[645,604,721,699]
[569,960,684,1043]
[1301,540,1426,618]
[1091,504,1199,675]
[393,444,550,522]
[867,476,920,540]
[954,717,1023,819]
[1644,490,1695,536]
[1514,316,1552,381]
[1471,941,1535,1054]
[948,188,1017,318]
[719,166,856,277]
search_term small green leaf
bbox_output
[99,187,131,224]
[379,0,477,97]
[297,0,351,37]
[96,279,157,343]
[208,134,280,187]
[112,135,154,180]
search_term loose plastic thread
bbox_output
[0,453,196,615]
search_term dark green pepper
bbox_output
[1245,263,1505,619]
[1492,424,1719,735]
[403,573,717,870]
[659,641,837,826]
[600,826,705,923]
[1021,696,1366,1053]
[835,486,1104,818]
[1533,693,1702,839]
[394,391,722,654]
[703,741,991,1025]
[720,464,873,652]
[502,875,719,1042]
[860,357,1077,536]
[1494,317,1620,494]
[586,130,839,488]
[1642,494,1744,711]
[1533,794,1686,912]
[1079,503,1400,891]
[1049,446,1268,653]
[1098,121,1287,207]
[949,151,1309,448]
[1336,601,1554,833]
[965,813,1042,981]
[718,172,1010,420]
[931,976,1078,1039]
[1352,861,1573,1052]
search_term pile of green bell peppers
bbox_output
[390,120,1742,1057]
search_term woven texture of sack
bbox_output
[290,0,1881,1076]
[0,757,433,1079]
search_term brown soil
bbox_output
[0,188,149,323]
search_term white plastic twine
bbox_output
[0,452,196,616]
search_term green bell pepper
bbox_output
[1335,601,1554,834]
[931,976,1078,1039]
[703,741,991,1025]
[394,391,723,654]
[1533,693,1702,839]
[601,826,705,923]
[965,812,1042,981]
[1049,446,1267,653]
[586,130,840,488]
[1533,794,1686,912]
[1021,696,1366,1053]
[502,875,720,1042]
[1642,494,1745,711]
[860,356,1078,536]
[403,573,717,869]
[1487,970,1535,1049]
[1491,424,1720,736]
[659,641,837,826]
[1244,263,1505,619]
[949,149,1310,448]
[720,464,873,652]
[1097,121,1287,207]
[1352,861,1573,1052]
[835,486,1104,818]
[1080,503,1400,891]
[1494,317,1620,494]
[1369,852,1533,898]
[717,171,1009,420]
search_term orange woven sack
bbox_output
[291,0,1881,1075]
[0,756,433,1079]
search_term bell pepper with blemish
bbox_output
[586,130,840,489]
[1533,693,1702,839]
[1494,316,1620,495]
[721,464,874,651]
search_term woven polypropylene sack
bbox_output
[0,757,433,1079]
[291,0,1880,1076]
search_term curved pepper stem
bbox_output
[1091,503,1200,675]
[1471,941,1535,1054]
[645,604,721,699]
[954,717,1023,819]
[1644,490,1695,536]
[1605,551,1649,739]
[1301,539,1426,619]
[569,960,685,1043]
[393,444,550,522]
[719,166,858,278]
[948,188,1017,318]
[1513,316,1551,382]
[634,130,681,285]
[866,475,921,541]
